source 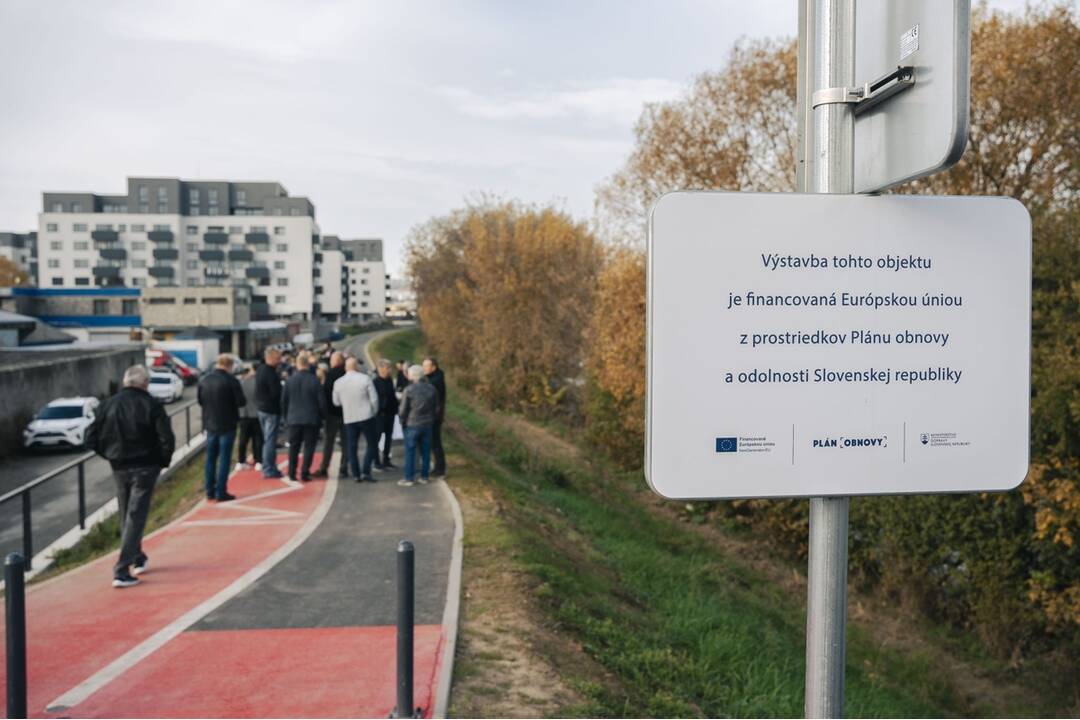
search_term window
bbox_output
[131,241,146,251]
[118,224,127,232]
[274,295,286,304]
[250,225,266,232]
[290,208,302,216]
[363,290,370,296]
[157,187,167,202]
[361,301,368,308]
[208,189,218,205]
[74,277,89,286]
[47,259,60,268]
[186,243,198,253]
[93,300,108,314]
[131,277,145,287]
[187,226,200,235]
[187,260,198,269]
[360,278,367,285]
[157,204,168,213]
[190,207,201,216]
[52,277,63,286]
[73,223,88,232]
[207,207,218,216]
[46,223,58,232]
[201,297,227,305]
[132,224,146,232]
[147,297,175,305]
[132,259,146,268]
[139,204,150,213]
[275,244,288,253]
[273,261,285,269]
[189,189,200,204]
[274,226,285,235]
[229,226,242,234]
[73,241,88,250]
[95,224,113,231]
[153,224,170,231]
[50,241,62,250]
[236,190,247,206]
[71,203,82,213]
[51,202,63,212]
[276,278,288,286]
[122,300,138,315]
[272,208,283,216]
[184,297,197,304]
[74,259,89,268]
[186,278,199,287]
[138,185,148,202]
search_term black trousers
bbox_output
[317,415,346,474]
[236,417,263,466]
[287,424,319,480]
[432,417,446,475]
[376,414,394,464]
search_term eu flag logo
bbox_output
[715,437,738,453]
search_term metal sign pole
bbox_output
[803,0,854,717]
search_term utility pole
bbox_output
[800,0,855,717]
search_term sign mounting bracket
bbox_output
[811,65,915,115]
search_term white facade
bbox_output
[344,260,387,318]
[319,249,344,317]
[37,212,321,320]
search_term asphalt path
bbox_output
[0,384,204,563]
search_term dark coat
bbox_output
[323,365,347,419]
[374,374,399,417]
[255,362,283,414]
[282,369,326,426]
[399,381,439,429]
[198,368,246,434]
[88,387,176,470]
[395,369,408,392]
[425,367,446,421]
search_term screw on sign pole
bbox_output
[801,0,855,717]
[6,553,28,719]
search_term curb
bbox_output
[433,479,464,719]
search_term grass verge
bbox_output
[32,453,207,583]
[373,328,1048,718]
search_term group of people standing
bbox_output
[85,342,448,589]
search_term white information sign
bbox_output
[646,192,1030,500]
[854,0,970,193]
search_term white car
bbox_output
[23,397,100,450]
[148,371,184,403]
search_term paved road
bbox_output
[0,385,204,564]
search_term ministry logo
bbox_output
[920,433,929,445]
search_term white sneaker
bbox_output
[397,478,415,487]
[255,463,263,471]
[233,463,246,472]
[417,477,430,485]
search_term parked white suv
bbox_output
[148,371,184,403]
[23,397,100,450]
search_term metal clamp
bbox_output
[811,66,915,115]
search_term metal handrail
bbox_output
[0,398,202,571]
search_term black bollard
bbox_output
[392,540,417,719]
[5,553,27,719]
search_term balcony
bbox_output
[92,265,121,279]
[99,247,127,261]
[204,266,229,279]
[245,232,270,245]
[314,253,323,263]
[251,302,270,317]
[199,249,225,262]
[147,230,174,243]
[153,247,179,260]
[203,232,229,244]
[91,230,119,242]
[228,249,254,262]
[245,266,270,279]
[148,265,175,278]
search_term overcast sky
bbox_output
[0,0,1029,274]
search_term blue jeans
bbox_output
[205,430,236,498]
[257,412,283,477]
[403,424,432,482]
[345,417,378,478]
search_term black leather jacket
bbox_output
[87,387,176,470]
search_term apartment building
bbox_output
[344,260,387,320]
[0,232,37,283]
[36,177,330,322]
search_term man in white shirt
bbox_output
[332,357,380,482]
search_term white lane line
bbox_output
[46,465,340,713]
[433,479,464,720]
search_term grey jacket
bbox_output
[399,381,440,429]
[282,369,327,426]
[239,374,260,419]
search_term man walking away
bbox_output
[255,348,286,479]
[314,351,347,477]
[423,357,447,480]
[199,354,246,502]
[87,365,175,588]
[282,352,326,481]
[236,364,263,471]
[373,359,399,469]
[333,357,379,482]
[395,359,410,393]
[398,364,440,487]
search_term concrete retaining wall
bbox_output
[0,347,144,458]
